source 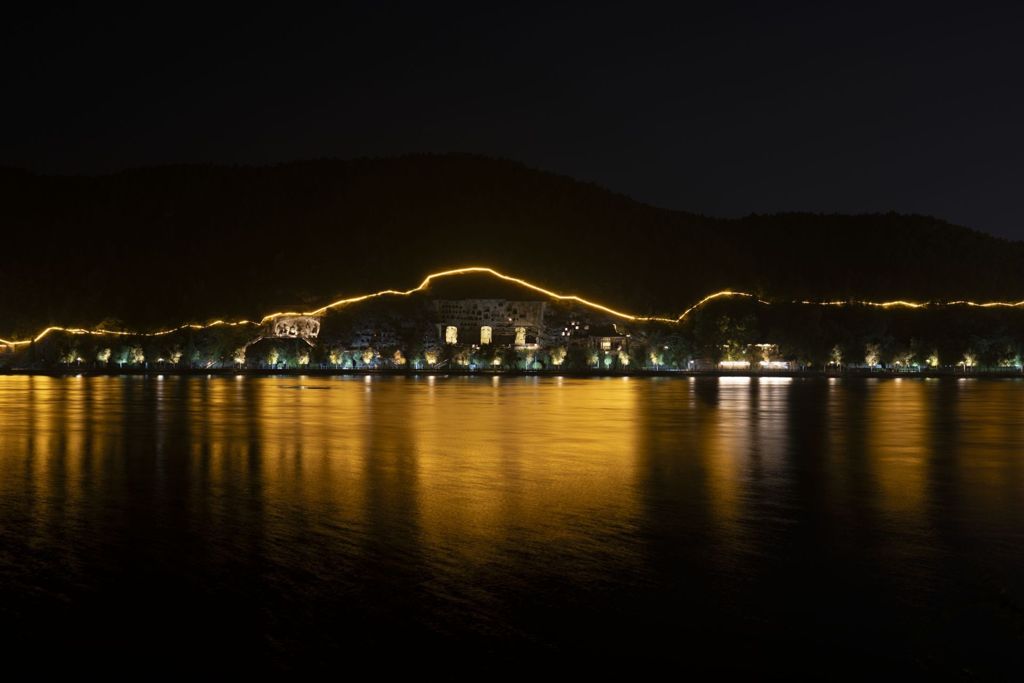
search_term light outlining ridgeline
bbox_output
[2,266,1024,348]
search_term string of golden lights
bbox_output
[3,266,1024,348]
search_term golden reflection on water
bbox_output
[867,379,930,523]
[1,375,1023,573]
[5,374,1024,672]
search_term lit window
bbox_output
[445,326,458,344]
[600,339,611,351]
[515,327,526,346]
[480,326,492,345]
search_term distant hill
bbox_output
[2,154,1023,336]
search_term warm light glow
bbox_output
[4,265,1024,350]
[550,346,566,366]
[865,343,881,367]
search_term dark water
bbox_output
[1,375,1022,674]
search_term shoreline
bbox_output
[2,368,1022,379]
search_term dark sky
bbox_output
[3,3,1023,240]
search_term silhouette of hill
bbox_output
[2,155,1022,336]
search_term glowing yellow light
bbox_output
[678,290,765,320]
[3,265,1024,350]
[550,346,567,366]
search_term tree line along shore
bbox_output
[4,292,1024,375]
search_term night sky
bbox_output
[3,3,1023,240]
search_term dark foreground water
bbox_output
[1,375,1022,674]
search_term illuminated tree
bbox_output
[864,343,880,368]
[891,348,913,369]
[618,349,630,367]
[829,345,842,367]
[130,346,145,365]
[168,346,183,365]
[962,351,977,372]
[297,349,310,366]
[424,350,438,367]
[549,346,567,366]
[361,348,376,367]
[266,347,279,367]
[328,348,342,367]
[693,311,757,364]
[97,348,112,364]
[233,347,247,366]
[392,349,406,366]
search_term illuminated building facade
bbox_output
[434,299,546,347]
[267,315,322,340]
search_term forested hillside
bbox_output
[2,155,1022,336]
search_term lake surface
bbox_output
[1,375,1022,674]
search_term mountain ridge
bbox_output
[2,154,1021,336]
